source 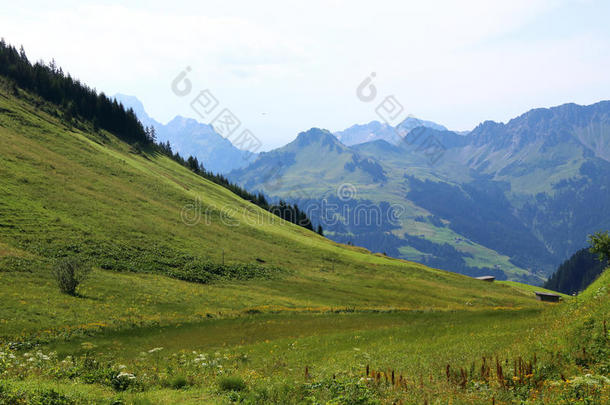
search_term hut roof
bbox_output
[534,291,561,298]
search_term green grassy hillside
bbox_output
[1,82,607,404]
[0,83,546,340]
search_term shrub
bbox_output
[169,375,188,390]
[218,376,247,392]
[52,257,91,296]
[170,260,286,284]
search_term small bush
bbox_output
[170,260,286,284]
[169,375,188,390]
[218,376,247,392]
[52,257,91,296]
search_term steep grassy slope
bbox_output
[0,84,550,343]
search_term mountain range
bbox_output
[112,94,610,283]
[114,94,255,173]
[334,117,447,146]
[228,101,610,284]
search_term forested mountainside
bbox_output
[230,101,610,283]
[543,248,608,295]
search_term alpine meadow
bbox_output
[1,2,610,404]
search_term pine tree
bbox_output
[19,45,27,62]
[150,126,157,142]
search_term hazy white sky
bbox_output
[2,0,609,149]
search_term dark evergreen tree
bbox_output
[0,40,318,235]
[0,41,149,144]
[543,247,607,295]
[149,126,157,142]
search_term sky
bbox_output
[2,0,609,149]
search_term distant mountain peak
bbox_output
[335,117,446,146]
[295,127,342,147]
[113,93,157,129]
[397,116,447,132]
[113,94,255,173]
[166,115,204,128]
[114,93,145,113]
[347,120,393,131]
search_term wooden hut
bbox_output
[534,291,561,302]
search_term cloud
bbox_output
[1,0,608,148]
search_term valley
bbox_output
[0,36,608,404]
[227,103,610,284]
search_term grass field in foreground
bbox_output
[3,308,556,404]
[1,285,608,404]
